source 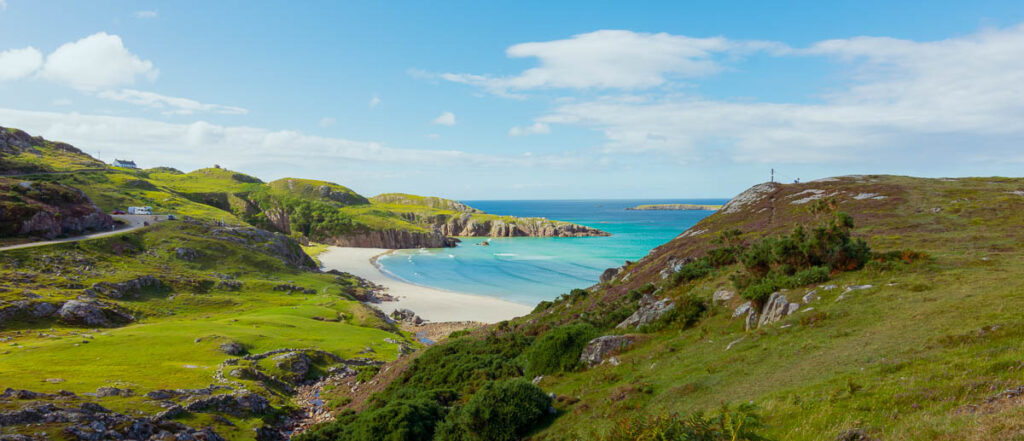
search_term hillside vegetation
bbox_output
[0,220,411,439]
[0,127,606,248]
[299,175,1024,441]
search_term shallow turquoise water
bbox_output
[376,199,725,306]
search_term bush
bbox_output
[294,399,444,441]
[355,365,380,382]
[369,333,531,406]
[593,403,769,441]
[436,378,552,441]
[531,300,554,314]
[670,260,714,287]
[521,323,599,377]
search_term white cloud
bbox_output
[135,10,158,19]
[96,89,248,115]
[0,108,584,172]
[369,95,381,108]
[425,133,440,139]
[508,122,550,136]
[528,24,1024,164]
[40,32,158,90]
[0,0,6,12]
[0,46,43,81]
[432,111,456,126]
[319,117,336,128]
[441,30,785,96]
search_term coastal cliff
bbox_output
[626,203,722,211]
[325,229,459,248]
[434,213,609,238]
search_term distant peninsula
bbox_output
[626,203,722,211]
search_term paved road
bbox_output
[0,215,167,252]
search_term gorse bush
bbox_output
[639,293,707,333]
[436,378,553,441]
[521,323,599,377]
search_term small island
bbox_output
[626,203,723,211]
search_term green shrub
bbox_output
[436,378,553,441]
[593,403,769,441]
[370,333,531,406]
[531,300,554,314]
[355,365,380,382]
[521,323,599,377]
[670,260,714,286]
[294,399,444,441]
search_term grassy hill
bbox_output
[0,220,410,439]
[0,126,606,248]
[297,175,1024,441]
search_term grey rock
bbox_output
[712,289,735,304]
[732,301,753,318]
[389,308,424,325]
[175,248,201,261]
[744,311,759,331]
[272,352,311,383]
[802,289,820,303]
[57,300,133,327]
[219,342,246,356]
[580,335,637,367]
[616,294,675,330]
[599,267,620,284]
[757,292,793,328]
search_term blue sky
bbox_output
[1,1,1023,199]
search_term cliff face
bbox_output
[433,213,610,238]
[0,179,114,239]
[325,229,459,249]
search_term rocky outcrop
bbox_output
[0,179,113,239]
[57,300,134,327]
[206,224,317,270]
[273,352,312,383]
[83,276,163,299]
[327,229,459,249]
[434,213,609,238]
[616,294,675,330]
[580,335,638,367]
[757,292,798,328]
[0,400,225,440]
[390,308,424,325]
[182,393,271,418]
[0,301,61,327]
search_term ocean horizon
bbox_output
[375,198,727,306]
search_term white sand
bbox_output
[318,247,532,323]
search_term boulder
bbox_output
[175,247,201,261]
[183,393,271,417]
[756,292,793,328]
[732,301,753,318]
[57,300,133,327]
[616,294,675,330]
[219,342,246,356]
[802,289,820,303]
[580,335,637,367]
[389,308,424,325]
[83,276,162,299]
[744,310,759,331]
[599,267,620,284]
[713,289,735,304]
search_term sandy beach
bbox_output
[318,247,533,323]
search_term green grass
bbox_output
[0,221,414,438]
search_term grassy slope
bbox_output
[378,175,1024,441]
[0,221,411,439]
[0,127,106,173]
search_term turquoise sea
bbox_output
[375,199,727,306]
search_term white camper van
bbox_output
[127,206,153,215]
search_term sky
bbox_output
[1,1,1023,199]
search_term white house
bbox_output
[112,159,138,169]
